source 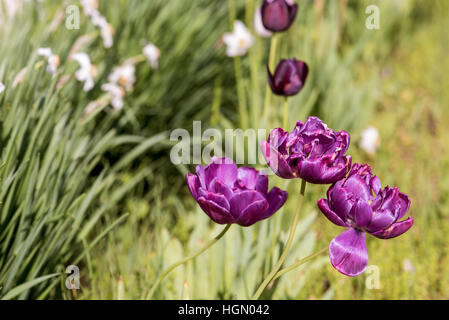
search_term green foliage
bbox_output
[0,0,447,300]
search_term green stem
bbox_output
[272,247,328,281]
[262,35,279,120]
[147,224,232,299]
[252,179,307,300]
[283,97,288,129]
[234,57,249,129]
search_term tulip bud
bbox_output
[267,58,309,97]
[261,0,298,32]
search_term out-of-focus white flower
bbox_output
[108,64,135,92]
[402,259,416,273]
[101,83,125,110]
[254,8,272,38]
[72,52,97,91]
[37,47,60,76]
[0,82,5,93]
[359,126,380,155]
[1,0,23,19]
[81,0,98,16]
[143,43,160,69]
[223,20,254,57]
[91,10,114,48]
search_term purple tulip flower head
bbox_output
[186,157,288,227]
[261,0,298,32]
[261,116,352,184]
[267,58,309,97]
[318,163,414,276]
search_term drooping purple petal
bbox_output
[329,228,368,277]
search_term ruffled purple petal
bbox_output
[370,217,414,239]
[197,196,233,225]
[329,228,368,277]
[317,199,348,227]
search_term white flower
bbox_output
[91,10,114,48]
[0,82,5,93]
[223,20,254,57]
[37,47,60,76]
[254,8,272,38]
[143,43,160,69]
[72,52,97,92]
[81,0,98,16]
[102,83,125,110]
[402,259,416,273]
[1,0,23,18]
[360,126,380,155]
[108,64,135,92]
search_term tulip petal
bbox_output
[186,173,200,200]
[198,196,233,225]
[204,157,238,188]
[371,217,414,239]
[329,228,368,277]
[317,199,348,227]
[262,0,290,31]
[260,141,295,179]
[366,209,395,233]
[263,187,288,220]
[209,178,234,200]
[237,199,270,227]
[236,167,268,193]
[229,190,268,224]
[351,199,373,228]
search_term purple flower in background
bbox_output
[261,116,352,184]
[186,157,288,227]
[267,59,309,96]
[318,163,414,276]
[261,0,298,32]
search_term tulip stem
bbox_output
[263,34,278,121]
[283,97,288,129]
[272,247,328,281]
[252,179,307,300]
[146,224,232,299]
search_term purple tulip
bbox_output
[186,157,288,227]
[318,163,414,276]
[260,116,352,184]
[261,0,298,32]
[267,59,309,97]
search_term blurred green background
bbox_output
[0,0,448,299]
